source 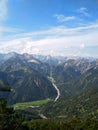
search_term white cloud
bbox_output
[77,7,90,17]
[80,44,85,49]
[0,25,23,41]
[0,21,98,57]
[0,26,22,33]
[2,21,98,42]
[54,14,75,22]
[0,0,8,22]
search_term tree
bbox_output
[0,86,24,130]
[0,98,24,130]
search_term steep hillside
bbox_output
[50,58,98,99]
[51,64,81,99]
[41,67,98,119]
[8,69,57,104]
[0,54,57,104]
[73,66,98,93]
[0,73,11,99]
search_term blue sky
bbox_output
[0,0,98,57]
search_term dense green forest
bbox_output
[0,99,98,130]
[0,99,24,130]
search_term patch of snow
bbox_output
[28,59,40,64]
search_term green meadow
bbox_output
[13,99,51,110]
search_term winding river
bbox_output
[49,77,60,102]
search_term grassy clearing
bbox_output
[13,99,51,110]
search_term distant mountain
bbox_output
[34,54,67,65]
[0,52,17,64]
[63,58,97,74]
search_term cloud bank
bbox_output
[0,21,98,57]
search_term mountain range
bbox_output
[0,52,98,119]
